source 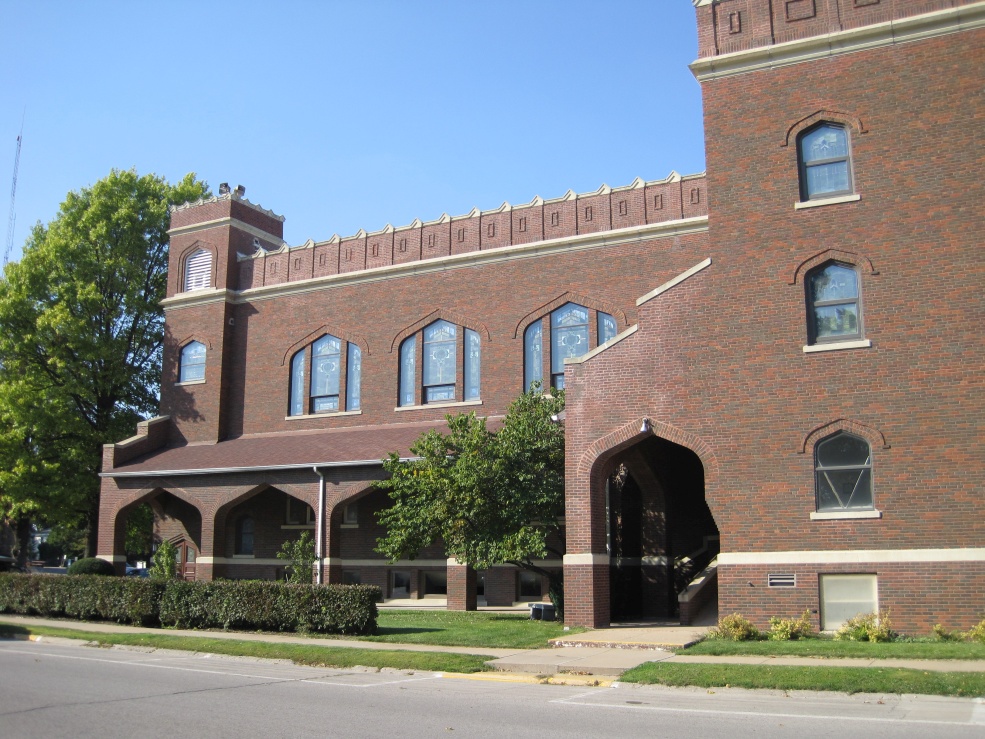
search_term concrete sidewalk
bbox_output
[3,614,984,679]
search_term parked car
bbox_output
[125,566,149,578]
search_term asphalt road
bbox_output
[0,639,982,738]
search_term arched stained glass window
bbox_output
[807,262,861,343]
[287,334,361,416]
[398,319,482,406]
[551,303,589,389]
[184,248,212,291]
[310,335,341,413]
[815,432,873,511]
[798,123,853,200]
[179,341,206,383]
[423,320,457,403]
[522,302,618,392]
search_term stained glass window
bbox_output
[399,335,416,407]
[310,335,341,412]
[424,320,456,402]
[551,303,589,389]
[524,321,543,391]
[289,350,306,416]
[598,311,617,345]
[346,343,362,411]
[465,329,481,401]
[800,123,852,200]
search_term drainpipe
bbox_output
[312,466,326,585]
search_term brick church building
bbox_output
[98,0,984,631]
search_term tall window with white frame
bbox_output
[397,320,481,406]
[806,262,862,344]
[179,341,206,383]
[524,302,617,391]
[815,431,873,512]
[798,122,853,201]
[288,334,361,416]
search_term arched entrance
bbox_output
[606,434,718,622]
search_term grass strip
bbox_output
[620,662,985,697]
[350,610,582,649]
[681,638,985,660]
[0,622,490,674]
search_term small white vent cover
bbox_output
[768,573,797,588]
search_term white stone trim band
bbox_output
[636,258,712,307]
[563,553,611,566]
[718,548,985,566]
[97,555,127,563]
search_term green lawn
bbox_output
[681,637,985,660]
[620,662,985,697]
[0,622,490,674]
[356,610,582,649]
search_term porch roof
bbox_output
[104,417,503,477]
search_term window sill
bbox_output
[281,524,315,530]
[395,399,483,412]
[810,509,882,520]
[286,410,362,421]
[794,193,860,210]
[174,379,206,387]
[340,523,359,529]
[803,338,871,353]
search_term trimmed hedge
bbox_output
[66,558,117,576]
[0,573,379,634]
[158,580,379,634]
[0,574,163,625]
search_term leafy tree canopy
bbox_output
[376,388,566,610]
[0,170,209,555]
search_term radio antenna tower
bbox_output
[5,114,25,268]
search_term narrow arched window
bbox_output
[235,516,255,555]
[464,329,481,401]
[287,334,361,416]
[524,321,543,392]
[398,335,416,407]
[184,248,213,291]
[598,311,617,345]
[807,262,861,344]
[815,432,873,511]
[179,341,206,382]
[798,123,853,201]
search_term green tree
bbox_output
[376,388,567,615]
[276,530,316,584]
[149,539,178,580]
[0,170,209,556]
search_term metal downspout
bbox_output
[313,466,326,585]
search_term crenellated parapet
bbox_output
[235,172,707,292]
[693,0,982,61]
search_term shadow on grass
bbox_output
[0,624,30,638]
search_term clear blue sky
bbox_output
[0,1,706,256]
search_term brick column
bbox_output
[563,554,610,627]
[446,559,477,611]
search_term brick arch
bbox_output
[512,292,629,339]
[176,240,217,291]
[388,308,492,353]
[789,248,879,286]
[327,479,381,515]
[176,333,213,351]
[576,416,719,488]
[281,325,371,366]
[782,109,867,148]
[800,418,891,454]
[109,483,206,521]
